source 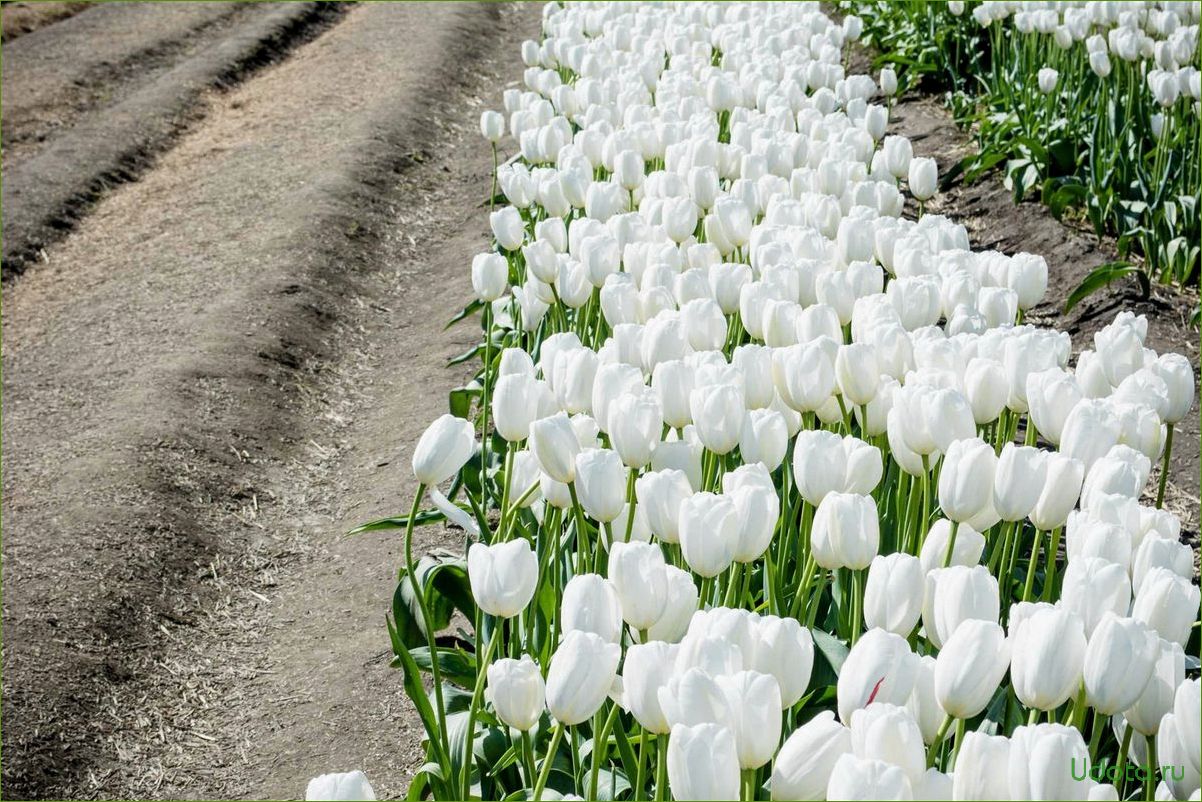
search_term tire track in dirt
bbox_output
[0,1,350,279]
[1,3,540,797]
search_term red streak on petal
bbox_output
[866,675,886,705]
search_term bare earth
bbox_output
[2,3,541,798]
[1,5,1197,802]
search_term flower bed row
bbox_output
[843,0,1200,296]
[315,3,1199,800]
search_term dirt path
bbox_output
[0,1,347,277]
[1,3,541,798]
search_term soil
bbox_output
[1,5,1197,801]
[0,1,89,42]
[1,2,542,798]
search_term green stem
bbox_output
[589,703,621,800]
[568,482,590,576]
[1027,707,1041,725]
[1145,734,1157,802]
[405,485,450,762]
[927,715,953,769]
[461,626,502,796]
[654,733,668,801]
[634,728,648,801]
[1156,423,1175,508]
[1116,724,1134,797]
[623,467,638,543]
[1021,528,1044,603]
[941,520,961,569]
[533,721,566,802]
[1041,527,1063,602]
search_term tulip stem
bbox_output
[1021,528,1044,603]
[1041,527,1063,603]
[940,520,961,569]
[1156,423,1174,508]
[404,484,451,764]
[460,625,502,797]
[1027,707,1041,725]
[927,715,953,769]
[699,575,715,609]
[634,726,648,801]
[654,733,668,801]
[568,482,590,576]
[623,467,638,544]
[1088,710,1105,763]
[532,721,565,802]
[741,768,755,801]
[522,729,537,789]
[1145,734,1157,802]
[951,717,966,770]
[723,562,743,606]
[480,304,493,511]
[589,702,621,800]
[849,568,863,645]
[1116,724,1134,797]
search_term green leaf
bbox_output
[1064,261,1150,313]
[410,645,478,688]
[347,507,446,535]
[449,384,481,420]
[448,343,484,367]
[446,299,484,330]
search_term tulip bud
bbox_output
[935,619,1011,719]
[1158,712,1202,801]
[837,628,918,723]
[679,492,739,577]
[689,383,745,455]
[621,641,676,734]
[1083,613,1160,715]
[646,565,700,643]
[827,754,913,800]
[1059,556,1131,636]
[529,412,580,484]
[1027,368,1084,447]
[921,564,1000,649]
[863,553,923,636]
[1037,67,1059,93]
[994,443,1048,522]
[919,519,985,573]
[490,206,525,251]
[773,340,837,414]
[561,573,623,644]
[668,723,741,802]
[848,703,926,786]
[1173,678,1201,776]
[1061,398,1122,472]
[908,157,937,201]
[717,671,783,769]
[1124,637,1184,736]
[1151,352,1196,424]
[608,390,662,469]
[471,252,508,301]
[487,655,545,731]
[739,409,788,471]
[751,615,815,708]
[812,492,880,571]
[953,731,1011,800]
[938,437,997,524]
[607,542,668,630]
[493,373,547,442]
[771,710,852,801]
[836,343,881,407]
[412,414,475,486]
[1009,724,1089,801]
[467,540,538,619]
[1011,607,1087,711]
[545,630,621,726]
[1029,452,1085,530]
[1132,567,1201,646]
[793,429,848,505]
[574,448,626,523]
[306,771,375,801]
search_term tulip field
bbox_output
[343,3,1200,801]
[843,0,1201,298]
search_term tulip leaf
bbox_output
[1063,261,1149,313]
[811,629,849,675]
[347,507,447,535]
[593,768,631,800]
[388,613,451,770]
[409,646,477,688]
[446,299,484,330]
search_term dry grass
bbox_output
[1,1,89,42]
